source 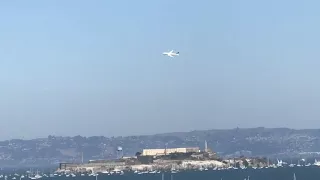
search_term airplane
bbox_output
[162,50,179,57]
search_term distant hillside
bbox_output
[1,127,320,167]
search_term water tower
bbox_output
[117,146,123,159]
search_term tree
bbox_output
[243,160,249,167]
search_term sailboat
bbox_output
[297,160,301,167]
[314,159,320,166]
[29,170,42,179]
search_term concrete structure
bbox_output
[59,161,125,171]
[142,147,200,156]
[205,140,208,152]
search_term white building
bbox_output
[142,147,200,156]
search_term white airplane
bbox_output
[162,50,179,57]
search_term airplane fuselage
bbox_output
[162,51,179,57]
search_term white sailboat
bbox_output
[314,159,320,166]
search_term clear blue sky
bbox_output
[1,0,320,140]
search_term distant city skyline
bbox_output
[1,0,320,140]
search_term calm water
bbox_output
[2,167,320,180]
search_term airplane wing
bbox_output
[169,50,173,53]
[168,54,173,57]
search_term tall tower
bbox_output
[164,143,168,155]
[205,140,208,152]
[117,146,123,159]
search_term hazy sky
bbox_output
[1,0,320,140]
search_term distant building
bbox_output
[142,147,200,156]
